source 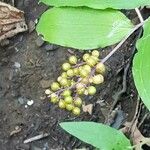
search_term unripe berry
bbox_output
[69,56,77,64]
[59,78,68,87]
[64,96,73,104]
[92,74,104,85]
[83,53,90,61]
[57,76,62,82]
[96,63,106,74]
[61,72,68,78]
[67,69,74,77]
[66,104,74,111]
[77,88,85,95]
[80,69,89,78]
[81,77,89,84]
[72,107,80,115]
[62,63,71,71]
[86,57,96,67]
[51,82,60,91]
[83,65,91,73]
[51,97,59,103]
[50,93,59,103]
[87,86,96,95]
[62,90,71,97]
[92,50,100,57]
[74,97,82,107]
[73,68,79,75]
[58,100,66,109]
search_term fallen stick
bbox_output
[24,133,50,144]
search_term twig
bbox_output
[135,8,144,23]
[138,113,150,128]
[101,21,145,63]
[23,133,50,144]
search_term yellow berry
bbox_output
[62,90,71,97]
[66,104,74,111]
[61,72,68,78]
[62,63,71,71]
[86,57,96,67]
[67,69,74,77]
[83,53,90,61]
[74,97,82,107]
[92,50,100,57]
[59,78,68,87]
[69,56,77,64]
[58,100,66,109]
[83,65,91,73]
[87,86,96,95]
[80,69,89,78]
[96,63,106,74]
[64,96,73,104]
[81,77,89,84]
[92,74,104,85]
[51,82,60,91]
[73,68,79,75]
[57,76,62,82]
[72,107,80,115]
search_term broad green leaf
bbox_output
[60,122,131,150]
[37,7,133,50]
[132,19,150,111]
[40,0,150,9]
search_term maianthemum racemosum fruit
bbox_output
[45,50,106,115]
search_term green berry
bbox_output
[77,88,85,95]
[62,90,71,97]
[61,72,68,78]
[83,65,91,73]
[91,56,99,63]
[83,53,90,61]
[92,74,104,84]
[57,76,62,82]
[96,63,106,74]
[81,77,89,84]
[72,107,80,115]
[51,97,59,103]
[64,96,73,104]
[92,50,100,57]
[50,93,59,103]
[59,78,68,87]
[66,104,74,111]
[69,56,77,64]
[67,69,74,77]
[86,57,96,67]
[73,68,79,75]
[74,97,82,107]
[51,82,60,91]
[87,86,96,95]
[80,69,89,78]
[58,100,66,109]
[62,63,71,71]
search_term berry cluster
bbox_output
[45,50,106,115]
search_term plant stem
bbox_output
[135,8,144,23]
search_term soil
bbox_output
[0,1,150,150]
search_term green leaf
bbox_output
[60,122,131,150]
[37,7,133,50]
[132,19,150,111]
[40,0,150,9]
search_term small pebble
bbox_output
[45,89,51,95]
[35,36,44,47]
[27,100,34,106]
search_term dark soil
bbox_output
[0,1,150,150]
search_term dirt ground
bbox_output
[0,0,150,150]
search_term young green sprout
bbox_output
[45,50,106,115]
